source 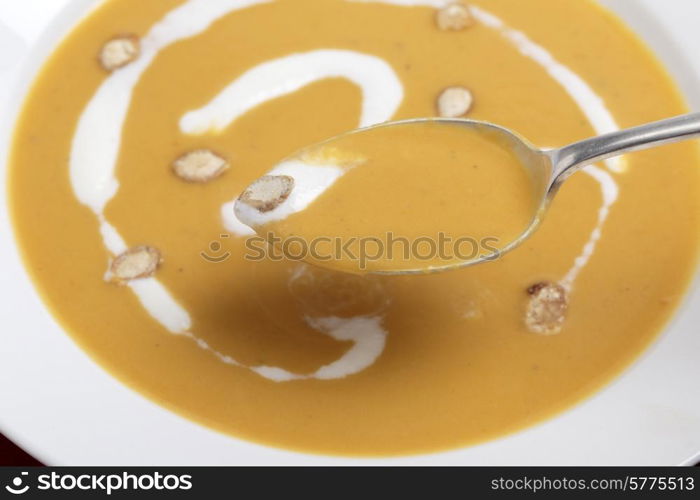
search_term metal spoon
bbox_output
[237,113,700,275]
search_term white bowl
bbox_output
[1,0,699,465]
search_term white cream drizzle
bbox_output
[68,0,626,380]
[232,160,348,229]
[220,201,256,236]
[221,156,361,236]
[253,316,387,381]
[178,314,387,382]
[99,217,192,332]
[181,49,403,134]
[560,165,619,289]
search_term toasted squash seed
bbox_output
[238,175,295,213]
[99,35,140,71]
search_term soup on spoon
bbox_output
[236,113,700,274]
[235,120,541,274]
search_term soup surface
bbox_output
[236,121,540,273]
[9,0,700,456]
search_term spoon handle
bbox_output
[549,112,700,183]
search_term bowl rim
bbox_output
[1,0,700,465]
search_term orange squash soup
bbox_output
[8,0,700,456]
